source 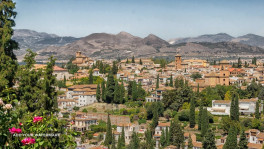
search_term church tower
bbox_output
[175,54,182,70]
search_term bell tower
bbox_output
[175,54,182,70]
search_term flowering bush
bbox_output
[21,138,35,146]
[9,127,22,134]
[33,116,43,123]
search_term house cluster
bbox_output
[57,84,97,110]
[217,129,264,149]
[207,98,261,116]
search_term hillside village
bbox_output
[48,51,264,149]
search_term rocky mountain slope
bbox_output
[13,29,79,56]
[13,29,264,61]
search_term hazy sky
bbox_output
[14,0,264,40]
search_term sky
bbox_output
[14,0,264,40]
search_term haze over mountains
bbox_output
[13,29,264,61]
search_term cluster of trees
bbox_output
[151,57,172,68]
[96,72,148,104]
[0,1,76,147]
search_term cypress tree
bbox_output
[104,114,112,145]
[165,126,170,146]
[137,82,145,100]
[170,120,184,149]
[41,56,58,114]
[160,129,166,147]
[189,98,196,128]
[230,93,239,121]
[120,126,125,148]
[129,132,140,149]
[18,49,43,114]
[88,69,93,84]
[145,129,154,149]
[96,82,101,102]
[127,81,133,97]
[111,133,116,149]
[174,77,179,88]
[188,134,193,149]
[151,108,159,132]
[114,81,121,104]
[202,129,217,149]
[112,61,118,75]
[197,83,200,93]
[201,108,208,137]
[198,103,203,130]
[120,81,125,103]
[238,57,242,68]
[126,58,129,64]
[255,100,260,119]
[223,126,237,149]
[238,130,248,149]
[101,80,106,102]
[106,71,115,103]
[132,56,135,63]
[117,136,122,149]
[156,74,159,89]
[139,58,143,65]
[0,0,18,92]
[169,74,173,87]
[132,81,138,100]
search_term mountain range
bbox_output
[12,29,264,61]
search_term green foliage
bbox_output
[146,102,164,120]
[96,82,101,101]
[170,120,184,148]
[128,132,140,149]
[198,103,203,130]
[230,92,239,121]
[162,83,193,111]
[220,117,240,133]
[132,56,135,63]
[66,57,79,74]
[189,98,196,128]
[104,114,112,145]
[160,129,166,147]
[88,69,93,84]
[145,129,154,149]
[151,58,171,68]
[252,57,257,65]
[223,126,238,149]
[106,72,115,103]
[201,108,209,137]
[188,134,193,149]
[238,130,248,149]
[90,121,107,132]
[202,129,217,149]
[190,72,202,81]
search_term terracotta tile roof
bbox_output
[257,132,264,139]
[158,122,170,127]
[247,143,262,149]
[213,100,231,104]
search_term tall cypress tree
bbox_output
[156,74,159,89]
[202,129,217,149]
[145,129,154,149]
[101,80,106,102]
[238,130,248,149]
[106,71,115,103]
[230,92,239,121]
[198,103,203,130]
[189,98,196,128]
[88,69,93,84]
[104,114,112,145]
[170,120,184,149]
[96,82,101,102]
[188,134,193,149]
[129,132,140,149]
[41,56,58,114]
[174,77,179,88]
[131,81,138,100]
[120,81,125,104]
[114,81,121,104]
[139,58,143,65]
[169,74,173,87]
[18,49,43,114]
[223,126,237,149]
[255,100,260,119]
[111,133,116,149]
[201,108,208,137]
[165,126,170,146]
[0,0,18,93]
[132,56,135,63]
[160,129,166,147]
[120,126,125,148]
[112,61,118,75]
[117,136,122,149]
[151,108,158,132]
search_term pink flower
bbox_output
[21,138,35,145]
[9,127,22,134]
[33,116,43,123]
[19,122,23,126]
